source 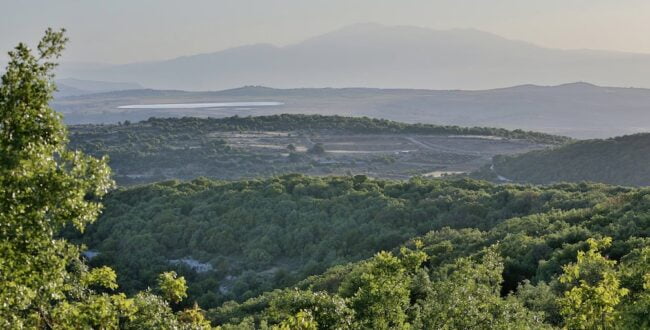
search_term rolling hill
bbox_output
[68,115,560,185]
[473,133,650,186]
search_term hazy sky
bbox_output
[3,0,650,64]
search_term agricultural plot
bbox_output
[225,133,546,179]
[70,120,549,185]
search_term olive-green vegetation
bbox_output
[72,176,610,309]
[72,168,650,328]
[0,29,210,328]
[474,133,650,186]
[204,181,650,329]
[68,115,567,185]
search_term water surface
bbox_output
[118,101,283,109]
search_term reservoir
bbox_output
[118,101,284,109]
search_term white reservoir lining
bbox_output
[118,101,284,109]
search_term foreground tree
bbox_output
[158,271,189,304]
[337,244,428,329]
[0,29,208,329]
[558,237,628,330]
[0,27,114,327]
[619,246,650,328]
[413,246,548,329]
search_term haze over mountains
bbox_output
[56,23,650,91]
[40,23,650,139]
[55,78,142,97]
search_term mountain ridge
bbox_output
[56,23,650,91]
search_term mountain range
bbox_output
[55,78,142,97]
[56,23,650,91]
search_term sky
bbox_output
[3,0,650,64]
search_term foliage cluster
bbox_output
[72,175,623,312]
[209,186,650,328]
[0,29,210,329]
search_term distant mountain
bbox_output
[473,133,650,186]
[56,23,650,91]
[53,83,650,138]
[54,78,143,97]
[54,83,89,98]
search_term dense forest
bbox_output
[69,174,650,328]
[204,177,650,328]
[68,176,615,308]
[473,133,650,186]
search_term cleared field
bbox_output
[69,116,555,185]
[205,132,547,180]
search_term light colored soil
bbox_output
[214,132,547,178]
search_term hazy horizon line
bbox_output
[37,22,650,66]
[53,81,650,96]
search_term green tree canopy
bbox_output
[558,237,629,330]
[0,27,115,327]
[0,29,208,329]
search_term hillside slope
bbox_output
[68,176,624,310]
[68,175,650,328]
[475,133,650,186]
[206,179,650,328]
